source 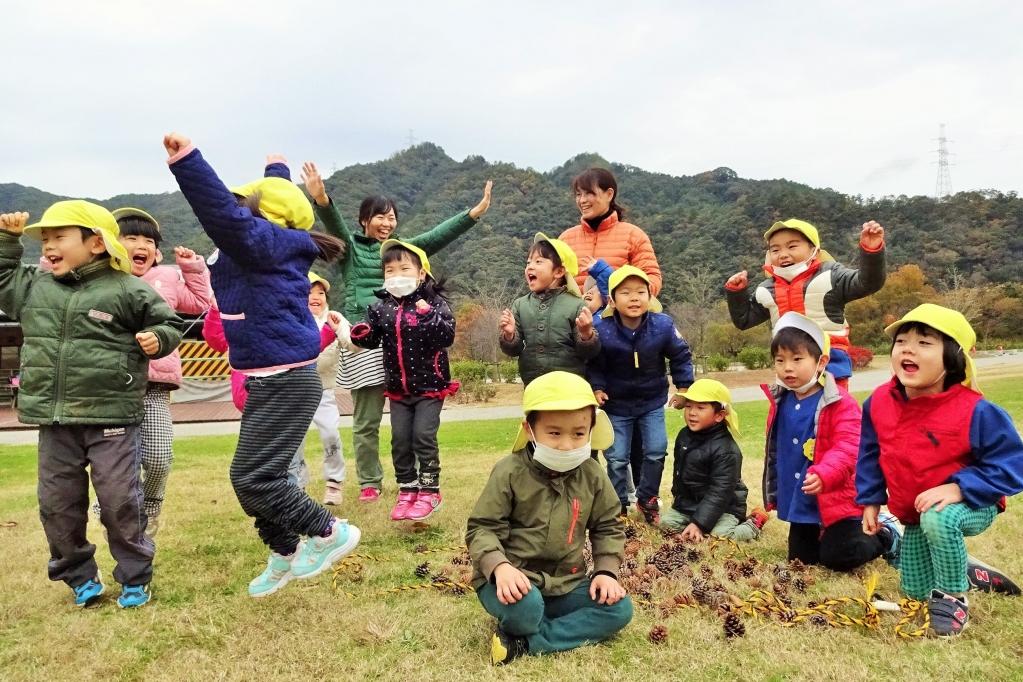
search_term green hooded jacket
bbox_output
[0,231,182,425]
[466,448,625,596]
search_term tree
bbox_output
[668,264,722,360]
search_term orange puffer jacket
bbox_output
[559,212,662,296]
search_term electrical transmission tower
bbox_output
[407,129,418,148]
[934,123,953,199]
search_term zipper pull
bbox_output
[634,351,639,369]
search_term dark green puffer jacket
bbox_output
[0,231,182,425]
[316,199,478,322]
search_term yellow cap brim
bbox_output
[24,224,132,274]
[600,296,663,318]
[512,408,614,451]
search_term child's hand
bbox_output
[801,472,823,495]
[725,270,748,290]
[468,180,493,220]
[0,212,29,235]
[301,162,329,207]
[136,332,160,356]
[915,483,963,514]
[265,153,288,167]
[499,308,516,340]
[668,392,686,409]
[680,523,704,543]
[578,255,597,272]
[575,306,594,339]
[173,246,197,261]
[861,504,880,535]
[415,299,431,314]
[494,563,533,605]
[593,389,609,406]
[590,574,626,605]
[326,311,344,331]
[860,220,885,250]
[163,132,191,157]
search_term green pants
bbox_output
[351,385,385,489]
[660,508,760,542]
[900,503,997,599]
[477,578,633,655]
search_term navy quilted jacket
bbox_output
[169,149,320,372]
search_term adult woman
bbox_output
[302,163,492,502]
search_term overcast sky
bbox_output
[2,1,1019,201]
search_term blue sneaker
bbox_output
[249,551,297,598]
[291,518,361,580]
[73,575,105,607]
[878,512,902,568]
[117,584,151,609]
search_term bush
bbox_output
[707,354,731,372]
[455,379,498,404]
[737,346,771,370]
[449,360,488,382]
[498,360,519,383]
[847,345,874,370]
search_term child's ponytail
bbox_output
[309,231,346,263]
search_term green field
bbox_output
[2,380,1022,681]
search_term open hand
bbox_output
[163,132,191,157]
[576,306,594,339]
[301,162,329,207]
[468,180,493,220]
[590,574,626,605]
[0,212,29,235]
[265,153,288,167]
[915,483,962,514]
[494,563,533,605]
[173,246,197,261]
[668,391,686,409]
[578,255,597,272]
[136,332,160,356]
[499,308,516,340]
[725,270,748,290]
[860,220,885,250]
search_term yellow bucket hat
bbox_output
[308,271,331,292]
[534,232,581,297]
[602,264,663,317]
[111,207,160,232]
[24,200,132,274]
[763,218,833,263]
[675,378,741,441]
[512,371,614,451]
[884,303,978,391]
[380,239,432,278]
[230,177,314,230]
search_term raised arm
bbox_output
[302,161,355,250]
[171,246,213,314]
[830,221,887,302]
[407,181,492,254]
[0,213,38,319]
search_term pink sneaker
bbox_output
[407,491,442,521]
[390,491,418,521]
[358,487,381,503]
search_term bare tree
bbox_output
[940,265,983,322]
[668,264,721,363]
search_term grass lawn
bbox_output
[2,379,1023,681]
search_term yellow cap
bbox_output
[884,303,978,391]
[111,207,160,233]
[764,219,820,247]
[24,200,132,274]
[675,378,740,441]
[512,371,614,451]
[602,264,663,317]
[308,271,331,293]
[230,177,314,230]
[380,239,432,278]
[533,232,580,297]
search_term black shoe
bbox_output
[620,504,630,518]
[636,497,660,525]
[490,629,528,665]
[967,556,1021,595]
[928,590,969,636]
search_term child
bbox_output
[499,233,599,386]
[164,133,360,597]
[288,273,348,505]
[94,207,211,537]
[0,205,182,608]
[725,219,886,382]
[588,265,694,523]
[662,379,768,541]
[857,304,1023,636]
[347,240,457,522]
[466,371,633,665]
[763,312,899,572]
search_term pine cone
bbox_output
[430,573,447,584]
[674,593,695,607]
[624,523,639,539]
[414,562,430,578]
[740,563,756,578]
[452,550,472,566]
[726,568,741,583]
[723,612,746,639]
[648,624,669,644]
[692,585,713,606]
[773,582,789,599]
[716,601,733,617]
[413,544,429,554]
[724,559,741,573]
[686,548,702,563]
[788,558,807,572]
[700,564,714,580]
[776,608,797,623]
[809,613,829,628]
[793,576,808,593]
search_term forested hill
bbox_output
[2,143,1021,307]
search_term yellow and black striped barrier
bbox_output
[179,340,231,379]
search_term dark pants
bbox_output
[389,395,444,491]
[477,579,633,654]
[37,424,154,587]
[231,366,333,555]
[788,518,885,572]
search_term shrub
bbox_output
[449,360,488,382]
[456,379,498,404]
[707,354,731,372]
[498,360,519,383]
[737,346,771,370]
[847,345,874,370]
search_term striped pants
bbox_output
[140,386,174,518]
[230,365,333,555]
[900,503,997,599]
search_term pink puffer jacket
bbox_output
[142,255,212,387]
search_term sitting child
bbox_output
[662,379,768,541]
[763,312,899,571]
[466,371,633,665]
[857,304,1023,636]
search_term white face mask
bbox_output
[772,248,818,282]
[528,426,591,473]
[384,276,419,298]
[777,359,826,394]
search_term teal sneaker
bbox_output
[117,584,151,609]
[291,519,361,580]
[249,551,297,598]
[73,575,105,607]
